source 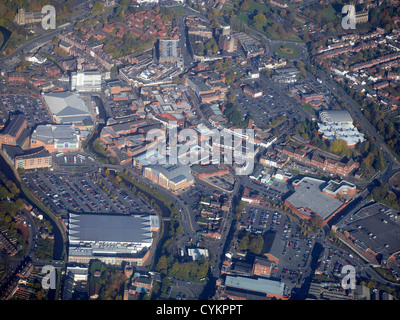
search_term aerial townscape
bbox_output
[0,0,400,306]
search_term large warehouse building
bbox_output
[42,92,93,127]
[333,202,400,267]
[68,213,157,266]
[222,275,289,300]
[317,110,364,148]
[285,177,354,224]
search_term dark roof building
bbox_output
[0,114,29,147]
[2,144,52,170]
[68,213,157,266]
[333,202,400,267]
[223,275,289,300]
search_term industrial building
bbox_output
[317,110,364,147]
[285,177,353,223]
[68,213,158,266]
[222,275,289,300]
[42,91,93,126]
[333,202,400,267]
[30,124,80,153]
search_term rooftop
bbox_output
[319,110,353,124]
[286,177,344,220]
[68,213,153,244]
[225,275,287,297]
[336,202,400,259]
[147,163,194,184]
[43,92,91,124]
[2,114,27,137]
[32,124,79,144]
[2,144,50,160]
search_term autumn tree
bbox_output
[329,139,350,157]
[240,0,250,11]
[253,12,267,30]
[92,1,104,15]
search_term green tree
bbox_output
[240,0,250,11]
[329,139,349,156]
[156,255,168,274]
[238,235,249,251]
[253,12,267,30]
[248,235,263,254]
[228,93,237,103]
[92,1,104,14]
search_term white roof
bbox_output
[319,110,353,124]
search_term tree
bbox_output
[329,139,349,156]
[361,152,375,171]
[228,93,237,103]
[197,43,205,55]
[156,255,168,274]
[248,235,263,254]
[4,215,11,224]
[310,215,323,229]
[92,1,104,14]
[253,12,267,30]
[240,0,250,11]
[238,235,249,251]
[373,151,386,171]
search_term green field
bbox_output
[301,103,316,115]
[274,44,300,57]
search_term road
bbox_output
[176,12,193,68]
[267,39,308,61]
[0,23,74,69]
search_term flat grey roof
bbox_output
[69,213,152,244]
[286,177,343,219]
[43,92,91,123]
[32,124,78,143]
[338,202,400,257]
[225,275,286,296]
[159,39,179,58]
